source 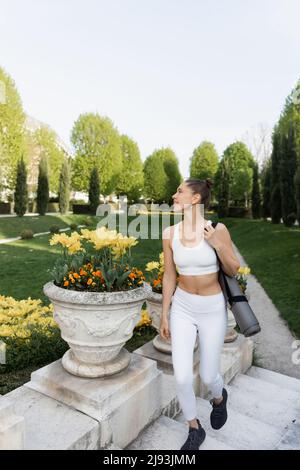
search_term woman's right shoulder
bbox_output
[162,224,177,237]
[162,224,177,247]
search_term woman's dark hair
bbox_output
[184,178,213,209]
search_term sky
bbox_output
[0,0,299,177]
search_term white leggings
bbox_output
[170,285,227,421]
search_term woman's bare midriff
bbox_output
[178,272,222,296]
[170,223,222,296]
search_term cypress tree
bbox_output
[14,156,28,217]
[279,126,297,227]
[261,160,271,219]
[251,162,261,219]
[270,129,282,223]
[58,158,71,214]
[89,167,100,214]
[37,154,49,216]
[294,164,300,224]
[216,158,230,218]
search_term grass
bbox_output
[0,214,91,239]
[220,217,300,339]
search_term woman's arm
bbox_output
[161,227,177,319]
[204,223,240,277]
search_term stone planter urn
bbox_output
[146,283,198,354]
[43,281,151,378]
[224,292,250,343]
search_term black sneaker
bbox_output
[180,419,206,450]
[210,388,228,430]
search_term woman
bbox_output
[160,178,240,450]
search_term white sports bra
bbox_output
[171,220,219,276]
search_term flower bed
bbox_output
[0,295,68,373]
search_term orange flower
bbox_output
[87,278,93,285]
[73,273,80,279]
[129,272,136,279]
[64,280,69,286]
[86,263,93,269]
[80,269,87,276]
[153,279,161,287]
[92,270,102,278]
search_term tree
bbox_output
[162,149,182,206]
[279,126,297,226]
[71,113,123,196]
[270,128,282,224]
[143,152,167,203]
[189,141,219,180]
[215,158,230,217]
[58,158,71,214]
[261,159,271,219]
[89,167,100,214]
[294,164,300,224]
[36,154,49,215]
[33,127,66,193]
[0,67,27,194]
[241,123,272,169]
[14,156,28,216]
[115,135,144,204]
[251,162,261,219]
[218,142,254,207]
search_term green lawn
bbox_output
[221,217,300,338]
[0,214,91,239]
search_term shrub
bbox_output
[0,296,68,373]
[49,225,60,234]
[284,212,297,227]
[20,229,34,239]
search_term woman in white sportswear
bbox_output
[160,178,240,450]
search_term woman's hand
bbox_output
[203,223,224,250]
[160,317,171,341]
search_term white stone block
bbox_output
[25,353,164,448]
[5,386,101,450]
[0,396,24,450]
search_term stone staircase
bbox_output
[126,366,300,450]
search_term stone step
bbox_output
[246,366,300,393]
[226,373,300,429]
[126,415,234,450]
[0,396,14,420]
[275,408,300,450]
[5,386,101,450]
[175,396,283,450]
